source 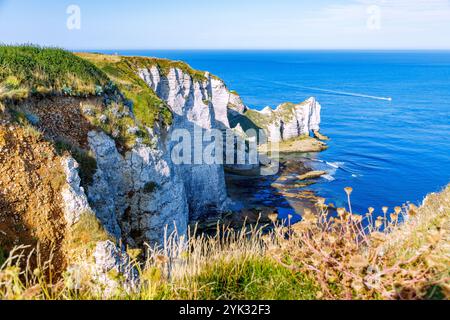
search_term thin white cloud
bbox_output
[313,0,450,31]
[290,0,450,48]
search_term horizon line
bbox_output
[73,48,450,52]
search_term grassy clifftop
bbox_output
[0,46,175,154]
[244,101,310,129]
[0,46,220,129]
[76,52,173,128]
[0,45,109,99]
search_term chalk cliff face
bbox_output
[77,63,250,246]
[87,129,189,246]
[242,98,322,143]
[138,66,245,220]
[2,54,321,252]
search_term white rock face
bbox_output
[60,158,138,293]
[248,97,321,143]
[138,67,243,220]
[76,63,320,248]
[60,156,92,226]
[87,130,189,246]
[228,92,247,114]
[92,240,139,297]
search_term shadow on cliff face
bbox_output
[228,108,265,143]
[0,124,67,275]
[0,192,29,255]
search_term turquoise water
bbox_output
[98,50,450,214]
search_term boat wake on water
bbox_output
[254,78,393,101]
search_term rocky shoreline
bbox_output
[197,140,330,233]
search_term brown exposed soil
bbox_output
[11,96,104,149]
[0,123,67,273]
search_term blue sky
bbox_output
[1,0,450,49]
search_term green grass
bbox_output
[125,55,211,83]
[77,53,172,128]
[64,212,114,264]
[1,183,449,300]
[0,45,109,99]
[243,101,309,130]
[244,109,272,128]
[175,257,319,300]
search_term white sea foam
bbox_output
[322,174,336,181]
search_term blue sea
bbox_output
[98,50,450,214]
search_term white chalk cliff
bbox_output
[241,98,322,143]
[53,59,324,294]
[62,60,321,250]
[138,66,246,221]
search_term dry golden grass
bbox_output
[75,52,122,64]
[0,186,449,300]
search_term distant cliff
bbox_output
[229,98,321,143]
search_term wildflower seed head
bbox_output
[33,268,41,278]
[344,187,353,196]
[268,213,278,223]
[382,206,389,214]
[368,207,375,214]
[394,206,401,215]
[375,220,383,229]
[337,208,346,217]
[156,255,169,265]
[408,204,418,217]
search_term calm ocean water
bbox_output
[98,50,450,214]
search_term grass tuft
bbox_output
[0,45,109,99]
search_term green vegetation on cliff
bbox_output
[243,109,272,128]
[76,53,172,127]
[243,101,309,130]
[0,45,109,99]
[126,55,211,83]
[0,46,176,155]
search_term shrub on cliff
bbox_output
[0,45,109,99]
[76,53,173,128]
